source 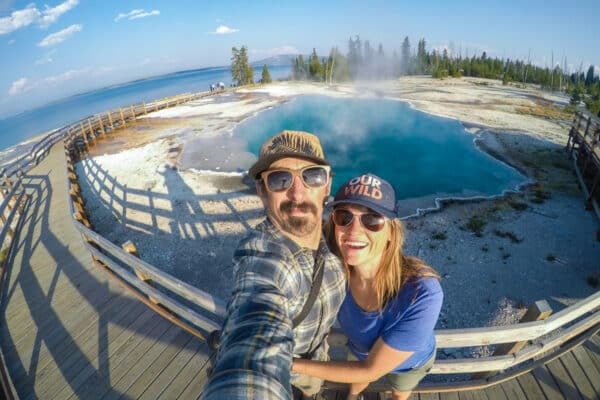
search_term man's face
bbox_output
[257,157,331,240]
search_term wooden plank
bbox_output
[119,329,195,399]
[28,299,147,400]
[179,353,217,399]
[484,384,507,400]
[532,365,564,400]
[546,358,583,400]
[63,308,161,400]
[88,312,171,399]
[583,337,600,371]
[5,269,118,355]
[156,343,211,400]
[420,392,440,400]
[559,352,596,400]
[138,335,204,400]
[458,389,488,400]
[516,372,547,400]
[106,327,192,398]
[571,346,600,398]
[102,322,184,399]
[499,379,527,399]
[8,286,125,390]
[439,392,459,400]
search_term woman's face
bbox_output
[333,204,390,271]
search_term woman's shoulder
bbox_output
[396,276,443,305]
[415,276,442,292]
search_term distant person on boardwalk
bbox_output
[292,173,443,400]
[202,130,346,400]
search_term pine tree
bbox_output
[401,36,411,75]
[308,48,323,81]
[261,64,272,83]
[231,46,253,86]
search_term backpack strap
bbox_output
[208,257,325,351]
[292,256,324,328]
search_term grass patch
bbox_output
[494,230,523,243]
[432,231,447,240]
[515,102,573,121]
[462,216,486,237]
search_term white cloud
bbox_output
[7,38,15,44]
[250,46,300,59]
[38,24,81,47]
[8,77,29,95]
[0,0,78,35]
[210,25,238,35]
[0,4,40,34]
[114,9,160,22]
[38,0,79,28]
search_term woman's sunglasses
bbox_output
[332,209,386,232]
[260,165,330,192]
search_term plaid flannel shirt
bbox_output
[202,218,345,400]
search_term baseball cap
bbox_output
[332,173,397,218]
[248,130,329,179]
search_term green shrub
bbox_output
[463,216,486,237]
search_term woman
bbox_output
[292,173,443,400]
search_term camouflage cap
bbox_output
[248,130,329,178]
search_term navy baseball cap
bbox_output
[332,173,397,218]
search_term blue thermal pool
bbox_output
[233,95,525,214]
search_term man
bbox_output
[202,130,346,399]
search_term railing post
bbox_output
[79,121,89,151]
[121,240,160,304]
[87,119,95,144]
[472,300,553,380]
[119,108,126,126]
[107,112,114,129]
[97,115,106,136]
[2,170,12,192]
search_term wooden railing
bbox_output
[566,110,600,223]
[4,87,597,394]
[0,156,31,400]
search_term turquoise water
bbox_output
[234,95,525,203]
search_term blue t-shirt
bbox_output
[337,277,443,373]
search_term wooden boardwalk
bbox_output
[0,144,212,399]
[0,142,598,399]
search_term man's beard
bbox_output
[279,200,319,237]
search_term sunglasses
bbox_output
[260,165,330,192]
[332,209,386,232]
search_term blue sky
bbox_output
[1,0,598,118]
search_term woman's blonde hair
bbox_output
[325,214,439,312]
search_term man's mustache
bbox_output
[280,201,318,215]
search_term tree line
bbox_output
[231,37,599,116]
[230,46,271,87]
